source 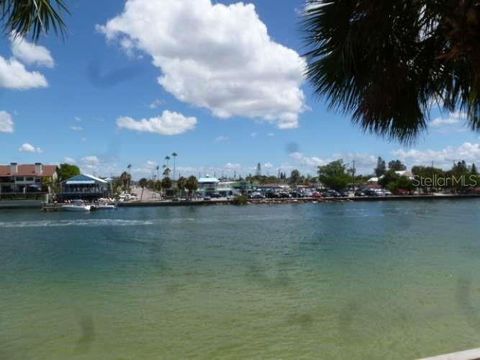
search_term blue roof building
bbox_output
[60,174,111,200]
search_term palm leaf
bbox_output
[302,0,480,143]
[1,0,68,41]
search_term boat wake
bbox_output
[0,219,154,228]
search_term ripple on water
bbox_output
[0,219,154,228]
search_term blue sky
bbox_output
[1,0,480,178]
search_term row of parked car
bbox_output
[248,188,394,199]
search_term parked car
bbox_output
[363,189,378,197]
[265,191,279,198]
[325,190,341,197]
[249,192,265,199]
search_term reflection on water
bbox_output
[1,201,480,359]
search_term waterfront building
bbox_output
[217,181,240,197]
[60,174,111,201]
[198,176,220,196]
[0,163,57,194]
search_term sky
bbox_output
[1,0,480,179]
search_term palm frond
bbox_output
[302,0,480,143]
[1,0,68,41]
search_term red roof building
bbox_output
[0,163,58,194]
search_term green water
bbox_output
[1,201,480,359]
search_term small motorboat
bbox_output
[93,203,116,210]
[61,200,92,212]
[92,199,117,210]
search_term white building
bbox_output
[198,176,220,196]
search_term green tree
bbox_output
[303,1,480,142]
[138,177,147,200]
[289,169,303,186]
[374,157,386,177]
[57,163,80,182]
[389,176,415,194]
[153,180,162,193]
[318,160,351,190]
[185,176,198,198]
[1,0,68,41]
[447,160,475,192]
[161,177,172,195]
[388,160,407,171]
[472,163,478,175]
[176,176,187,197]
[378,169,399,188]
[411,166,445,192]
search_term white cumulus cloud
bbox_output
[81,156,101,170]
[0,56,48,89]
[0,111,14,133]
[99,0,306,129]
[430,111,466,128]
[18,143,42,153]
[393,142,480,168]
[117,110,197,135]
[289,151,377,174]
[10,35,55,68]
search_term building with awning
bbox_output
[60,174,111,200]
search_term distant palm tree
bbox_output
[119,171,131,192]
[138,178,147,200]
[171,152,178,180]
[303,0,480,142]
[163,167,171,178]
[1,0,68,41]
[165,156,170,169]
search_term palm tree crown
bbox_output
[1,0,68,41]
[303,0,480,143]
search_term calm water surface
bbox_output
[1,201,480,359]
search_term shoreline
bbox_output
[0,193,479,210]
[117,193,480,207]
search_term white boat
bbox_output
[61,200,92,212]
[93,203,116,210]
[92,199,117,210]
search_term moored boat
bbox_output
[92,198,117,210]
[61,200,92,212]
